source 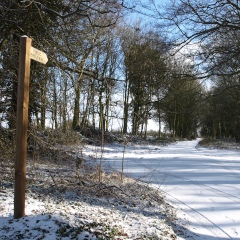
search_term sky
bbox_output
[125,0,170,23]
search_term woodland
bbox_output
[1,0,240,146]
[1,1,240,238]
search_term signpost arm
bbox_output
[14,36,32,219]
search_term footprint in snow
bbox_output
[230,228,238,236]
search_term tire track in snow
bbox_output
[196,144,240,178]
[130,156,240,203]
[159,172,240,202]
[129,158,237,239]
[93,141,240,239]
[126,150,240,239]
[202,153,240,178]
[159,188,233,239]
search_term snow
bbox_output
[1,138,240,239]
[1,184,177,239]
[83,139,240,239]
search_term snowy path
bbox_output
[84,139,240,239]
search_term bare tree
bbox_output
[149,0,240,78]
[0,0,127,130]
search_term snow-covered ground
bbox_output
[0,141,180,240]
[83,138,240,239]
[1,138,240,239]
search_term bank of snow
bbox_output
[0,183,178,240]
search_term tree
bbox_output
[0,0,126,130]
[122,26,168,136]
[159,57,203,138]
[201,75,240,140]
[137,0,240,139]
[152,0,240,78]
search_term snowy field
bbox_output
[83,138,240,239]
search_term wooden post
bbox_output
[14,36,32,219]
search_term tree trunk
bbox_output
[52,77,58,129]
[72,87,80,130]
[40,74,47,130]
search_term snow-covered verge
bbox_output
[199,138,240,150]
[0,147,181,240]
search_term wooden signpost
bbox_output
[14,35,48,219]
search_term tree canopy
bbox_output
[1,0,240,141]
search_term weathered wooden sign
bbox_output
[30,46,48,64]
